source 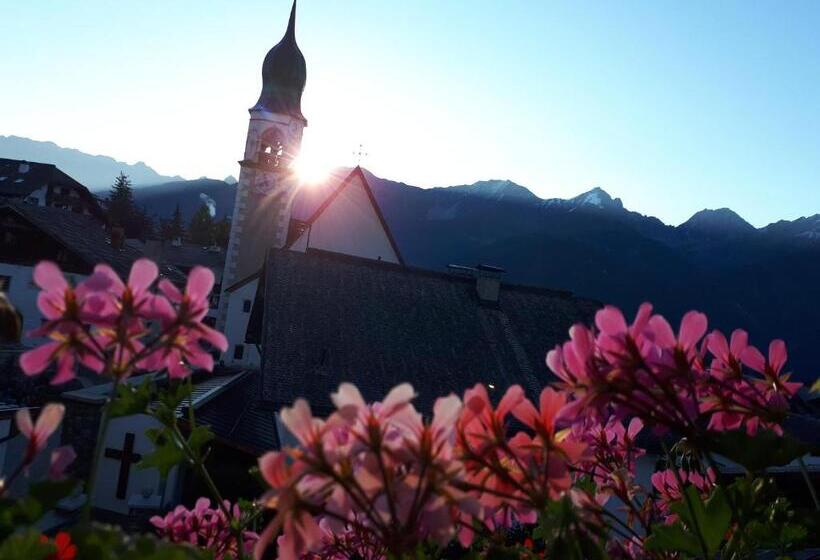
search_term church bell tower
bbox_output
[220,1,306,323]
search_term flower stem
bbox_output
[661,440,711,559]
[797,456,820,511]
[82,378,120,524]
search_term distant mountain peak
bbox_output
[680,208,755,236]
[567,186,623,210]
[444,179,539,202]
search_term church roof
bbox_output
[253,1,306,121]
[285,166,405,265]
[247,247,600,415]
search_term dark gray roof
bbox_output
[253,1,306,120]
[0,158,103,217]
[1,200,184,283]
[249,248,600,414]
[193,370,280,454]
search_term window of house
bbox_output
[233,344,245,360]
[242,299,252,313]
[0,276,9,292]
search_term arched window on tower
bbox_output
[258,129,285,168]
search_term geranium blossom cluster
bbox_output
[547,303,801,437]
[19,259,227,383]
[651,467,717,524]
[455,384,588,536]
[150,498,258,559]
[255,383,474,559]
[254,302,804,560]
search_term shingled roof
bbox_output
[248,247,600,415]
[1,200,184,282]
[0,158,103,218]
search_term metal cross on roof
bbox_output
[353,144,368,166]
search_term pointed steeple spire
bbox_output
[254,0,307,120]
[285,0,296,40]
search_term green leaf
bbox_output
[645,522,703,557]
[186,425,215,459]
[140,427,185,479]
[811,378,820,394]
[28,479,78,510]
[109,378,154,418]
[706,429,814,472]
[0,530,54,560]
[666,486,731,557]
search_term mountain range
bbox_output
[0,135,183,189]
[3,138,819,382]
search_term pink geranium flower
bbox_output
[15,403,65,466]
[155,266,228,377]
[742,339,802,397]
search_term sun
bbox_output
[292,148,332,185]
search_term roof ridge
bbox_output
[277,246,584,300]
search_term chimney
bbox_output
[475,264,505,304]
[447,264,505,304]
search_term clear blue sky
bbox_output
[2,1,819,227]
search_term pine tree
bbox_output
[213,216,231,249]
[188,204,214,245]
[169,204,185,241]
[107,172,137,235]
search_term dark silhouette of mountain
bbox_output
[133,178,235,221]
[680,208,756,238]
[0,135,183,189]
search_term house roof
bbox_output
[1,200,184,282]
[248,247,599,415]
[0,158,103,217]
[285,167,405,265]
[60,368,280,455]
[193,370,280,454]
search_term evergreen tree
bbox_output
[213,216,231,249]
[188,204,214,245]
[107,172,138,235]
[172,204,185,239]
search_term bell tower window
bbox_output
[258,129,286,168]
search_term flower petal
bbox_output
[15,408,34,438]
[19,341,61,375]
[128,259,158,294]
[186,266,215,301]
[33,261,67,292]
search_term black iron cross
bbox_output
[104,432,142,500]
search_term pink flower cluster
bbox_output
[150,498,258,559]
[253,303,803,560]
[19,259,227,383]
[651,467,717,524]
[547,303,801,437]
[255,383,472,559]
